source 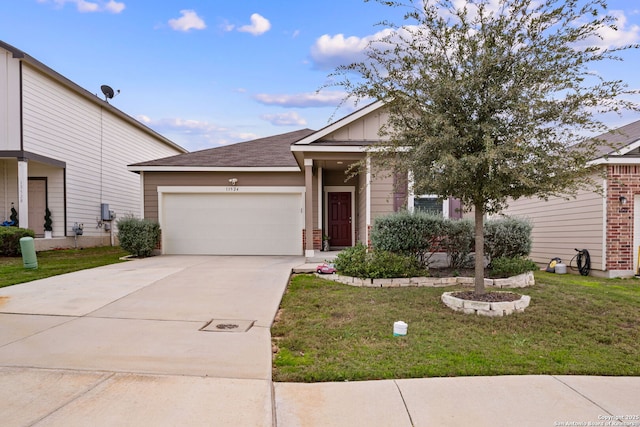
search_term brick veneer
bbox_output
[302,229,323,250]
[606,165,638,272]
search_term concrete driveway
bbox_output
[0,255,301,426]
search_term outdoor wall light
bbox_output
[619,196,627,205]
[229,178,238,186]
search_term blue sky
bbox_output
[2,0,640,152]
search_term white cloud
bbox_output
[104,0,125,14]
[261,112,307,126]
[169,10,206,32]
[238,13,271,36]
[38,0,125,13]
[254,90,347,108]
[136,115,255,150]
[590,10,640,49]
[310,29,396,70]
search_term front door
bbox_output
[328,192,351,247]
[28,178,47,237]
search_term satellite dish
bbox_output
[100,85,120,102]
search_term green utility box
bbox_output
[19,237,38,269]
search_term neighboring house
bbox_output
[129,101,462,257]
[500,119,640,278]
[0,41,186,249]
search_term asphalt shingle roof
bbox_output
[592,119,640,158]
[131,128,315,168]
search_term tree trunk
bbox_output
[474,203,485,295]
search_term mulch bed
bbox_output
[451,291,521,302]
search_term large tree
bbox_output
[332,0,639,294]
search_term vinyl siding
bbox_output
[20,65,182,236]
[0,48,21,150]
[370,172,395,221]
[499,178,605,271]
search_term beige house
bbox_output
[130,101,462,257]
[500,119,640,278]
[0,41,186,249]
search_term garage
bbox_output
[159,189,304,255]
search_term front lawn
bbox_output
[0,246,128,288]
[272,271,640,382]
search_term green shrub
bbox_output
[334,243,427,279]
[0,227,35,256]
[489,256,538,278]
[370,211,445,266]
[441,218,474,269]
[334,243,368,278]
[116,216,160,257]
[366,250,427,279]
[484,217,532,264]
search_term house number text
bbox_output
[226,186,239,192]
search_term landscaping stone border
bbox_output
[316,271,534,289]
[441,292,531,317]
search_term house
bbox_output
[499,119,640,278]
[0,41,186,249]
[129,101,462,257]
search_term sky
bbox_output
[2,0,640,152]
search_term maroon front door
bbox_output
[328,192,352,247]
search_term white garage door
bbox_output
[161,192,303,255]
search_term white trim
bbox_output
[317,167,323,229]
[129,166,301,172]
[291,145,368,153]
[324,185,356,246]
[294,100,386,145]
[634,193,640,275]
[588,157,640,166]
[603,178,608,273]
[18,160,28,229]
[609,138,640,156]
[157,186,305,194]
[304,158,314,166]
[366,157,372,242]
[139,171,145,218]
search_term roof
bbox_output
[129,128,316,170]
[592,119,640,158]
[0,40,187,154]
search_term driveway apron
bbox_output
[0,255,301,427]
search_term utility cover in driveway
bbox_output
[161,192,303,256]
[200,319,256,333]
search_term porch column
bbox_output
[304,158,314,257]
[17,159,29,229]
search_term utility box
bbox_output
[20,237,38,269]
[101,203,110,221]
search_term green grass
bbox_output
[272,271,640,382]
[0,246,129,288]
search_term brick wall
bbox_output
[302,229,323,250]
[606,165,639,271]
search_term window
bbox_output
[413,195,443,214]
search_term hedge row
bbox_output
[370,211,532,268]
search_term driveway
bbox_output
[0,255,301,426]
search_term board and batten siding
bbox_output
[322,110,390,142]
[20,65,182,236]
[499,179,605,272]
